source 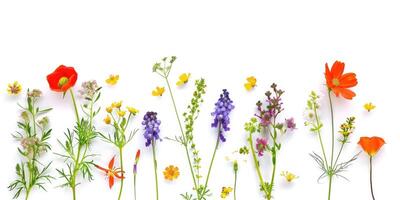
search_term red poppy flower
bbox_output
[358,136,385,157]
[95,156,124,189]
[325,61,358,100]
[46,65,78,92]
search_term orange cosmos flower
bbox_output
[358,136,385,157]
[325,61,358,100]
[95,156,124,189]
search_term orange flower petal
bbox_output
[331,61,345,78]
[108,174,115,189]
[339,73,358,87]
[108,156,115,169]
[358,136,385,157]
[338,88,356,100]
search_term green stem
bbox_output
[25,188,31,200]
[370,157,375,200]
[69,89,80,122]
[134,174,137,200]
[165,77,199,194]
[313,106,329,169]
[333,141,346,168]
[118,147,124,200]
[327,90,335,200]
[202,127,221,198]
[249,133,268,197]
[71,143,83,200]
[328,175,333,200]
[328,91,335,167]
[152,140,159,200]
[234,168,237,200]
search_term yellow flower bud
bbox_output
[103,115,111,124]
[127,106,139,115]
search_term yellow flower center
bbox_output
[332,78,340,87]
[58,77,69,87]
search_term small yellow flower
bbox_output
[163,165,180,181]
[220,186,233,198]
[244,76,257,91]
[117,110,126,117]
[7,81,22,95]
[104,115,111,124]
[176,73,191,86]
[152,86,165,96]
[281,171,298,183]
[127,106,139,115]
[112,101,122,109]
[105,74,119,85]
[106,106,113,113]
[364,102,376,112]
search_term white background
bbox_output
[0,0,399,199]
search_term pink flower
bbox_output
[256,137,268,156]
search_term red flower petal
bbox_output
[108,156,115,169]
[331,61,345,78]
[108,174,115,189]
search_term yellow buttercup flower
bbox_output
[127,106,139,115]
[106,106,113,113]
[364,102,376,112]
[244,76,257,91]
[176,73,191,86]
[105,74,119,85]
[7,81,22,95]
[117,110,126,117]
[104,115,111,124]
[112,101,122,109]
[152,86,165,96]
[163,165,180,181]
[281,171,298,183]
[220,186,233,198]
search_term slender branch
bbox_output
[118,147,124,200]
[370,156,376,200]
[152,140,159,200]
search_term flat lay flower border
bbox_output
[6,58,385,200]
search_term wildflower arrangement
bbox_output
[97,101,139,200]
[305,61,359,200]
[48,66,102,200]
[244,83,296,199]
[142,111,162,200]
[358,136,385,200]
[8,89,53,199]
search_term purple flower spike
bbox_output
[211,89,234,142]
[142,111,161,147]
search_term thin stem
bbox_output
[328,175,333,200]
[152,140,159,200]
[333,141,346,168]
[25,188,31,200]
[370,157,376,200]
[69,89,80,122]
[313,106,329,168]
[118,147,124,200]
[165,77,198,193]
[328,91,335,167]
[234,168,237,200]
[202,126,221,198]
[249,133,268,197]
[71,144,82,200]
[133,174,137,200]
[267,127,278,200]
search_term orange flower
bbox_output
[95,156,124,189]
[163,165,179,181]
[358,136,385,157]
[325,61,358,100]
